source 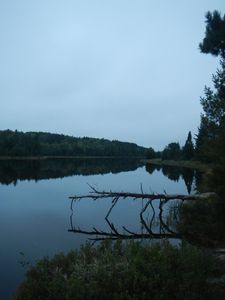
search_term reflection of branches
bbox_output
[158,199,182,235]
[68,187,216,241]
[69,199,181,241]
[139,199,155,235]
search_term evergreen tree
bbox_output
[145,147,156,159]
[199,10,225,58]
[196,60,225,163]
[162,142,181,160]
[196,10,225,164]
[182,131,194,160]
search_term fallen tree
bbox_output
[69,185,217,202]
[68,186,217,241]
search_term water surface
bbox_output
[0,158,199,299]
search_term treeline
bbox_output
[146,11,225,165]
[0,130,146,157]
[146,131,194,161]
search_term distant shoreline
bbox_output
[143,158,213,172]
[0,156,144,160]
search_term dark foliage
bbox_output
[161,142,182,160]
[182,131,194,160]
[145,147,156,159]
[0,130,146,157]
[15,241,225,300]
[178,196,225,248]
[196,10,225,164]
[199,10,225,58]
[195,59,225,164]
[160,133,195,161]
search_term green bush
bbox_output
[178,197,225,247]
[15,241,225,300]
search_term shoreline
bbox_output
[0,156,144,160]
[143,158,213,172]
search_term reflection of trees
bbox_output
[161,166,181,181]
[145,164,161,175]
[0,158,144,185]
[181,169,195,194]
[145,164,199,194]
[68,187,210,242]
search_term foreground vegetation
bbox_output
[15,241,225,300]
[178,196,225,248]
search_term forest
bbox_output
[0,130,146,157]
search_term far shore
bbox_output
[0,156,214,173]
[0,156,144,160]
[143,158,213,172]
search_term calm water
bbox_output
[0,158,199,299]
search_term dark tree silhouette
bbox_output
[196,60,225,163]
[162,142,181,160]
[182,131,194,160]
[196,10,225,164]
[199,10,225,58]
[0,130,146,158]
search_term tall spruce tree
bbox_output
[182,131,194,160]
[196,10,225,164]
[196,59,225,163]
[199,10,225,58]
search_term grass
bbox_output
[15,241,225,300]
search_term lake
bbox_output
[0,158,200,299]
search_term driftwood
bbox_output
[69,185,217,202]
[68,186,216,242]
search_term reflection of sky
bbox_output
[0,166,188,299]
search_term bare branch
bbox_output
[69,188,216,201]
[105,196,119,219]
[68,187,216,242]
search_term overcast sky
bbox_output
[0,0,224,149]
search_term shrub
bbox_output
[15,241,225,300]
[178,196,225,248]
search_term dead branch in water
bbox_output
[69,197,181,241]
[69,185,216,202]
[68,186,216,242]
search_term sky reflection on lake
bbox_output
[0,159,200,299]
